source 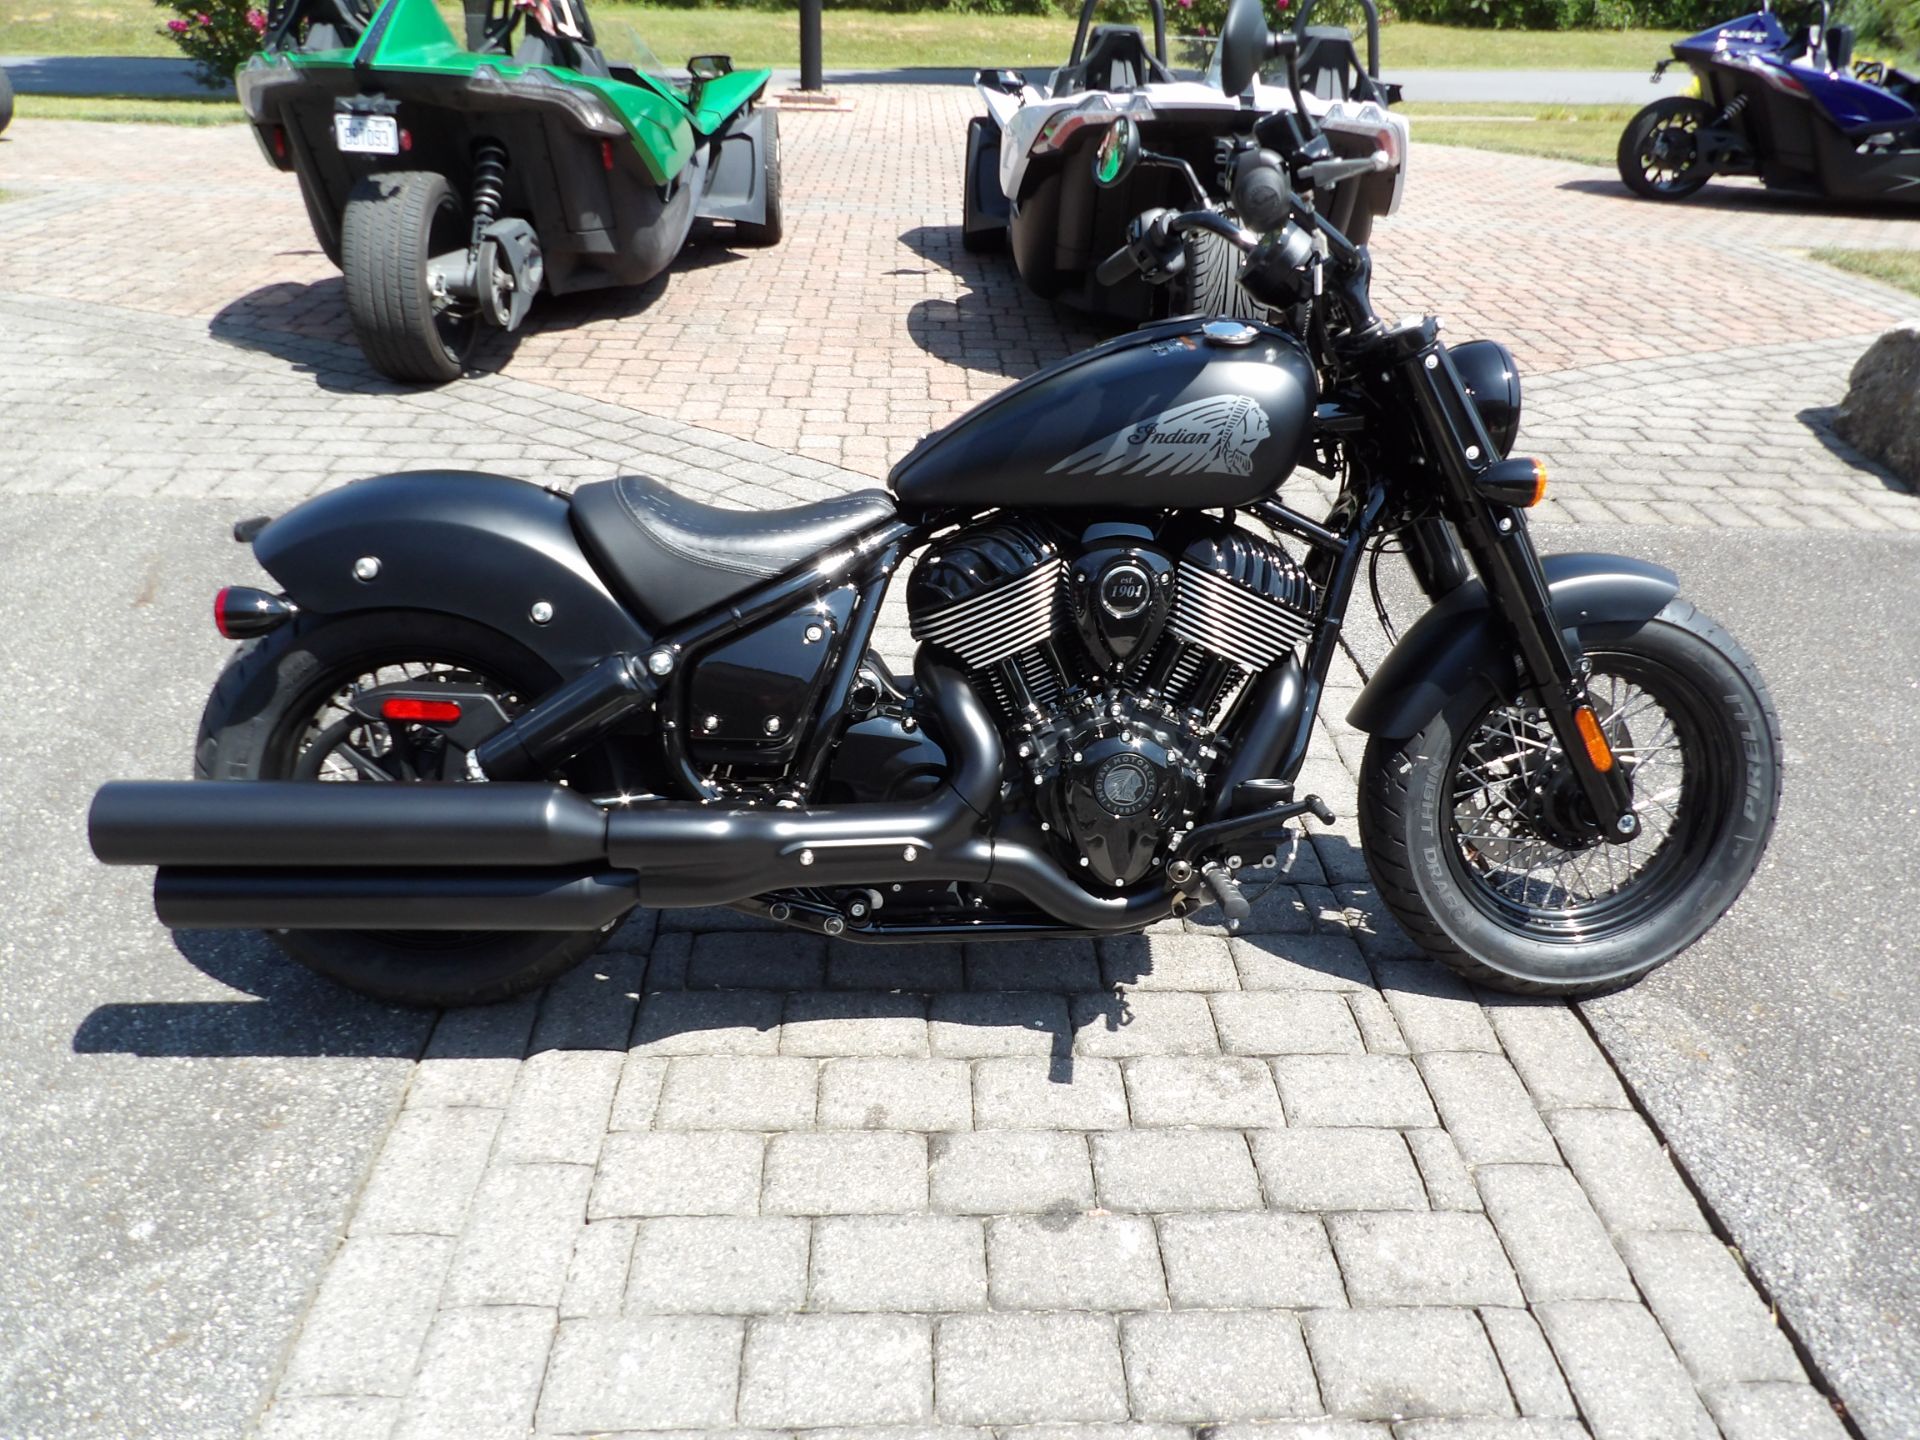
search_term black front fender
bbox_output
[1347,552,1680,740]
[253,471,651,676]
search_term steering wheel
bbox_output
[1854,58,1887,84]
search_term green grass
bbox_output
[1812,248,1920,300]
[0,1,1689,70]
[1401,100,1635,166]
[11,93,246,122]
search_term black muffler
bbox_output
[154,865,637,930]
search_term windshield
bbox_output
[594,18,670,76]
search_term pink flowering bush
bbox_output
[154,0,269,88]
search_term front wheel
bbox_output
[341,170,478,383]
[1358,600,1781,996]
[1617,97,1715,201]
[1177,226,1270,323]
[732,108,784,247]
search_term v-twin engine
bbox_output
[908,517,1316,888]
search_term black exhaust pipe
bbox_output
[155,865,637,930]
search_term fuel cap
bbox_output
[1201,319,1260,346]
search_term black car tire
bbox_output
[1617,96,1716,200]
[342,170,477,383]
[0,66,14,136]
[1358,600,1781,997]
[733,107,784,247]
[1178,226,1270,322]
[196,610,624,1007]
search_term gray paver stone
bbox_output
[1373,962,1501,1053]
[1535,1300,1717,1440]
[496,1049,624,1165]
[1416,1053,1558,1166]
[1475,1164,1636,1303]
[1250,1128,1426,1212]
[591,1131,765,1218]
[1210,991,1365,1055]
[825,941,966,992]
[1482,1001,1629,1110]
[934,1313,1128,1424]
[1325,1213,1523,1307]
[986,1213,1167,1310]
[630,990,784,1056]
[1404,1129,1483,1211]
[1704,1382,1851,1440]
[810,1215,988,1312]
[1392,1423,1592,1439]
[392,1305,553,1440]
[350,1107,501,1237]
[560,1219,636,1318]
[257,1398,402,1440]
[1303,1308,1514,1421]
[965,940,1100,992]
[688,930,826,990]
[928,1131,1094,1214]
[1343,988,1411,1055]
[1230,934,1374,990]
[928,993,1072,1058]
[1547,1109,1710,1234]
[1619,1231,1804,1385]
[1123,1056,1285,1127]
[738,1314,933,1426]
[537,1316,744,1432]
[781,991,930,1057]
[654,1055,819,1131]
[443,1162,593,1307]
[1071,992,1220,1057]
[1091,1129,1262,1212]
[277,1235,453,1398]
[972,1057,1130,1130]
[609,1056,669,1130]
[1478,1308,1579,1419]
[1201,1426,1390,1440]
[409,998,538,1107]
[763,1131,928,1214]
[1272,1055,1437,1128]
[1099,932,1240,990]
[817,1057,973,1131]
[1121,1310,1319,1421]
[1157,1212,1346,1309]
[625,1215,810,1314]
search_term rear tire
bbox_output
[342,170,477,383]
[196,610,623,1007]
[1178,226,1270,322]
[1617,97,1715,201]
[732,108,784,247]
[1357,601,1781,997]
[0,67,14,137]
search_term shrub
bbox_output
[155,0,268,87]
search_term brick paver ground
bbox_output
[0,90,1896,1439]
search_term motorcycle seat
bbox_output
[571,475,896,629]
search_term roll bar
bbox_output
[1070,0,1169,68]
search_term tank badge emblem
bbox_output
[1048,395,1271,479]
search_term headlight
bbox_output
[1450,339,1522,459]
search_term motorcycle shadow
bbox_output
[70,836,1476,1069]
[896,224,1109,380]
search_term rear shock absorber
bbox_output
[1709,93,1748,128]
[469,138,508,247]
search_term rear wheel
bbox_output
[1178,226,1270,322]
[197,611,626,1006]
[1358,601,1781,996]
[732,109,784,247]
[342,170,476,383]
[1617,97,1715,200]
[0,67,14,137]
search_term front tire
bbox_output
[341,170,477,384]
[1358,600,1781,996]
[196,610,624,1006]
[732,108,784,247]
[1178,227,1270,323]
[1617,97,1715,201]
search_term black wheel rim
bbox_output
[1638,112,1703,193]
[1443,648,1732,944]
[427,193,476,364]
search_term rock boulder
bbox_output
[1834,327,1920,489]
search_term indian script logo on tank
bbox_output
[1047,396,1271,479]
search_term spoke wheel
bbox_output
[1618,97,1715,201]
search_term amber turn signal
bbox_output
[1476,456,1549,508]
[1574,706,1615,773]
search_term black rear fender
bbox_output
[252,471,651,675]
[1347,552,1680,740]
[696,105,772,227]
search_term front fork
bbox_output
[1398,329,1641,843]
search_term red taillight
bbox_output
[400,128,414,152]
[381,698,464,724]
[601,138,615,171]
[213,586,234,639]
[270,125,289,162]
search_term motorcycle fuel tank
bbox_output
[890,317,1318,512]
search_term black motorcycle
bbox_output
[88,0,1781,1006]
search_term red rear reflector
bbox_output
[213,586,234,639]
[602,139,615,171]
[400,128,414,152]
[381,698,463,724]
[270,125,288,161]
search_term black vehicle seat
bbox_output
[514,30,612,76]
[571,475,896,629]
[1298,26,1359,100]
[1825,23,1854,73]
[1054,25,1173,96]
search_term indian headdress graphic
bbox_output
[1046,396,1272,479]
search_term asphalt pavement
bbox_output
[1352,520,1920,1440]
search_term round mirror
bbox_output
[1092,116,1141,189]
[1219,0,1269,97]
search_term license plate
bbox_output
[334,112,399,155]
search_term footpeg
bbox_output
[1303,794,1335,825]
[1201,862,1251,933]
